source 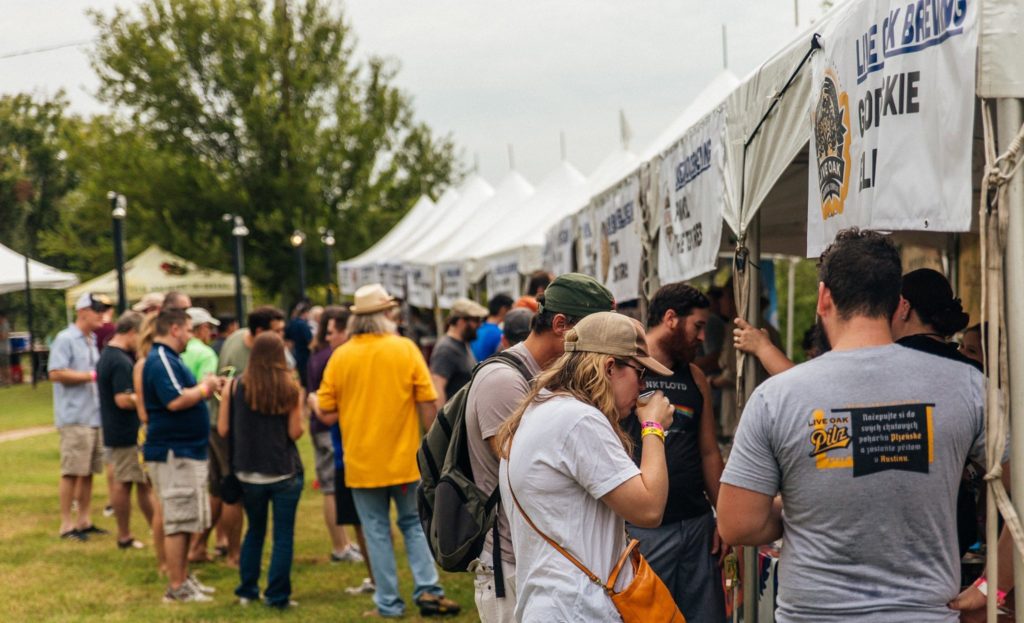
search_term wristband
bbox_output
[641,427,666,442]
[199,384,210,399]
[641,421,664,432]
[973,576,1007,606]
[90,370,97,382]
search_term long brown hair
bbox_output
[241,332,300,415]
[495,350,632,459]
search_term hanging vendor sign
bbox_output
[436,262,468,309]
[339,262,360,295]
[380,263,407,300]
[807,0,977,256]
[543,215,576,276]
[406,264,435,308]
[486,254,522,299]
[575,205,599,279]
[657,105,727,283]
[591,174,643,302]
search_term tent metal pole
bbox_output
[742,213,762,623]
[997,97,1024,623]
[23,254,35,389]
[786,258,796,358]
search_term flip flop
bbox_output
[117,538,145,549]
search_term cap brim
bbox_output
[633,356,673,377]
[351,299,398,315]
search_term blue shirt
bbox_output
[142,343,209,462]
[470,322,503,362]
[48,324,101,428]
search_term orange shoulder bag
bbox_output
[506,466,685,623]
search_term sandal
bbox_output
[415,594,461,617]
[79,525,109,535]
[117,538,145,549]
[60,529,87,542]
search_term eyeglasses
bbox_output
[615,359,646,381]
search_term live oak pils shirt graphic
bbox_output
[808,402,934,477]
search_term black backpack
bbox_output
[416,351,531,594]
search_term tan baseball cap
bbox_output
[449,298,488,319]
[563,311,672,376]
[351,283,399,315]
[132,292,165,312]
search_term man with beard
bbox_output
[430,298,488,405]
[623,283,727,622]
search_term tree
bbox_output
[89,0,460,299]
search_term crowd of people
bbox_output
[43,228,1007,621]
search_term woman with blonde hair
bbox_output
[496,311,676,622]
[218,332,304,609]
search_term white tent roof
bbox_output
[0,243,78,295]
[346,194,438,265]
[397,173,496,262]
[431,171,536,264]
[66,245,251,308]
[641,69,741,161]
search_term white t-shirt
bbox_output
[499,393,641,623]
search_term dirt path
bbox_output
[0,425,54,443]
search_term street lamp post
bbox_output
[290,230,307,301]
[319,227,336,305]
[222,214,249,325]
[109,192,127,314]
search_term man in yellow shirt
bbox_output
[317,283,460,618]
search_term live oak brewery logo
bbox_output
[813,67,851,220]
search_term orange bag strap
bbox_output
[505,460,611,593]
[607,538,641,587]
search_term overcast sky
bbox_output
[1,0,824,183]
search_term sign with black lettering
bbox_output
[807,0,976,256]
[846,403,934,477]
[657,105,726,283]
[544,214,575,276]
[486,254,522,299]
[591,174,642,302]
[436,262,467,309]
[405,263,435,308]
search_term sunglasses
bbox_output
[89,303,112,313]
[615,359,647,380]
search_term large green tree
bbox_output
[89,0,460,299]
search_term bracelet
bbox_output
[641,427,665,442]
[641,421,665,432]
[90,370,97,382]
[198,384,210,399]
[973,576,1007,606]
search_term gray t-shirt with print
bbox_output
[722,343,989,623]
[465,342,540,565]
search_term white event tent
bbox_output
[0,242,78,295]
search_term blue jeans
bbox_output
[236,474,303,607]
[351,482,443,617]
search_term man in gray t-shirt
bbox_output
[718,230,1006,622]
[464,274,614,623]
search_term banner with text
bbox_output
[543,214,576,276]
[657,105,727,283]
[436,262,468,309]
[575,205,599,279]
[592,174,642,302]
[380,263,407,300]
[807,0,977,256]
[340,262,359,295]
[486,255,522,299]
[405,264,435,308]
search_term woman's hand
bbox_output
[636,390,674,429]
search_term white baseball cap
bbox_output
[186,307,220,327]
[75,292,113,312]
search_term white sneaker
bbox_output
[163,583,213,603]
[331,544,365,563]
[186,573,216,595]
[345,577,376,595]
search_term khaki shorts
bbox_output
[311,431,336,495]
[59,426,103,477]
[109,446,146,484]
[147,452,211,535]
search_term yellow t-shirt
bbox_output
[317,333,438,488]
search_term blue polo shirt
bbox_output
[48,324,101,428]
[142,342,209,462]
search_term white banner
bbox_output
[405,264,435,308]
[486,255,522,299]
[575,205,599,279]
[544,215,576,276]
[592,174,642,302]
[380,263,406,300]
[807,0,977,257]
[657,105,727,283]
[339,262,359,295]
[436,263,467,309]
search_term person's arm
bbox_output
[692,365,725,507]
[48,369,94,385]
[287,390,304,440]
[307,392,338,426]
[600,393,675,528]
[133,360,148,424]
[114,391,137,410]
[167,376,219,411]
[430,373,448,409]
[217,378,233,437]
[733,318,794,376]
[316,352,341,426]
[717,486,783,545]
[418,400,438,431]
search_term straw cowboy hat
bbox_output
[351,283,399,315]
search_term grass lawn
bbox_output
[0,426,478,622]
[0,381,56,432]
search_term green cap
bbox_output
[540,273,615,318]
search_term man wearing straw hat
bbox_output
[317,283,461,618]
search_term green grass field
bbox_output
[0,387,478,622]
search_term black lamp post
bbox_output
[319,227,336,305]
[109,191,127,314]
[222,214,249,326]
[290,229,307,301]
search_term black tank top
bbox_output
[231,380,302,477]
[624,362,710,523]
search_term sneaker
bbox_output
[60,529,88,542]
[163,583,213,603]
[79,525,109,536]
[117,538,145,550]
[345,577,376,595]
[186,573,216,595]
[331,544,365,563]
[237,597,254,606]
[103,505,114,518]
